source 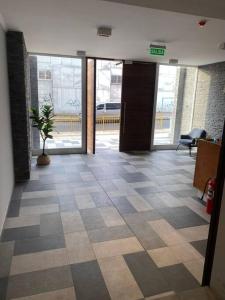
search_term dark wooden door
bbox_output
[86,58,96,154]
[119,62,156,151]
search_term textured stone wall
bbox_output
[6,31,31,181]
[193,62,225,138]
[29,55,40,150]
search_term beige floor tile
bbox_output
[10,248,68,275]
[65,231,95,264]
[149,219,185,246]
[93,237,143,258]
[19,204,59,216]
[98,255,143,300]
[178,225,209,242]
[74,186,102,195]
[183,258,204,284]
[4,215,40,229]
[179,287,215,300]
[157,192,183,208]
[170,243,203,262]
[61,211,85,233]
[99,207,125,227]
[22,190,57,199]
[75,194,96,209]
[145,291,178,299]
[12,287,76,300]
[127,195,152,212]
[123,165,137,173]
[80,172,96,182]
[148,247,181,268]
[30,172,40,181]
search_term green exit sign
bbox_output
[149,47,166,56]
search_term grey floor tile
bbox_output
[7,199,21,218]
[23,182,56,192]
[124,251,170,297]
[90,192,112,207]
[7,265,73,299]
[88,225,133,243]
[129,222,166,250]
[160,264,199,292]
[21,196,59,207]
[111,196,137,214]
[157,206,208,229]
[1,225,40,242]
[14,234,65,255]
[80,208,106,230]
[11,184,24,201]
[123,210,161,225]
[190,239,208,257]
[40,213,63,236]
[0,242,14,278]
[121,172,150,183]
[169,189,197,198]
[59,195,78,212]
[0,277,8,300]
[135,186,160,195]
[70,260,111,300]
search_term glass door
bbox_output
[30,54,86,154]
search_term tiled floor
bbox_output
[0,149,211,299]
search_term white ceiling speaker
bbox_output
[97,26,112,37]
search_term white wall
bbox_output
[0,23,14,234]
[211,183,225,299]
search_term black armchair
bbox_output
[177,128,206,156]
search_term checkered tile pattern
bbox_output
[0,150,211,299]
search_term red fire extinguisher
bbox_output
[206,178,216,215]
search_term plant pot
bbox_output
[37,154,50,166]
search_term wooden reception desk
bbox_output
[193,140,221,192]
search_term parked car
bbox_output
[96,102,121,116]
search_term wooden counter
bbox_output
[193,140,221,192]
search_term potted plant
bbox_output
[30,104,54,165]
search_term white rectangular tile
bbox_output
[75,194,96,209]
[149,219,185,246]
[99,207,125,227]
[127,195,152,212]
[93,237,143,259]
[10,248,68,275]
[98,255,143,300]
[61,211,85,233]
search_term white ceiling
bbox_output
[103,0,225,20]
[1,0,225,65]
